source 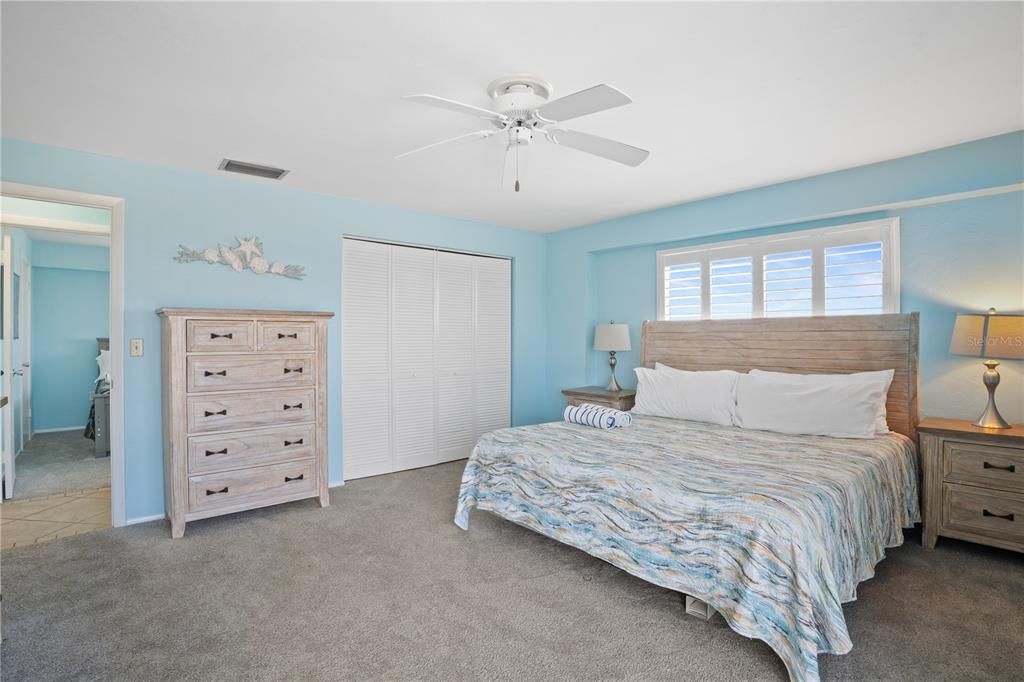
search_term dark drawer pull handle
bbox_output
[278,333,298,339]
[203,370,227,377]
[982,509,1015,522]
[283,366,304,374]
[205,448,228,457]
[210,332,233,339]
[284,439,304,447]
[206,487,229,496]
[983,462,1016,473]
[204,409,228,417]
[284,474,304,483]
[283,403,303,410]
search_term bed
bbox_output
[455,313,920,682]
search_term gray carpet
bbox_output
[12,430,109,499]
[2,461,1022,681]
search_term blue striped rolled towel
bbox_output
[563,402,633,429]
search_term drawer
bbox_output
[186,320,255,352]
[258,321,316,351]
[187,388,314,434]
[943,441,1023,492]
[187,424,315,475]
[188,459,316,514]
[942,483,1024,544]
[187,354,314,393]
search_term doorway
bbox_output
[0,185,126,547]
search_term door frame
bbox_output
[1,229,14,495]
[0,182,126,527]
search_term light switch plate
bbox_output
[130,338,144,357]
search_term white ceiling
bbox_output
[2,2,1021,232]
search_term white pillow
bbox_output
[735,370,893,439]
[96,350,111,383]
[749,369,894,434]
[633,365,739,426]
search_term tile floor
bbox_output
[0,487,111,549]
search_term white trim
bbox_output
[329,479,345,488]
[0,181,127,528]
[657,218,900,321]
[0,214,110,236]
[33,425,87,433]
[126,512,165,525]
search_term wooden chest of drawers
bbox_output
[920,418,1024,553]
[158,308,333,538]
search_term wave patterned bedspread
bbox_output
[454,415,919,682]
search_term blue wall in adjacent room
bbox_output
[547,131,1024,422]
[1,138,549,521]
[31,242,110,431]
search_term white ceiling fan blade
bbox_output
[402,94,507,122]
[395,130,496,160]
[548,129,649,167]
[535,84,632,123]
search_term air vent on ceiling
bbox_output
[218,158,289,180]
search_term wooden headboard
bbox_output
[640,313,920,439]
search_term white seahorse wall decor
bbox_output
[174,237,306,280]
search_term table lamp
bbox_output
[949,308,1024,429]
[594,322,631,392]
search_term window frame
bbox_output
[656,218,901,321]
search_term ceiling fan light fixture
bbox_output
[397,74,649,189]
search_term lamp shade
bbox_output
[949,311,1024,359]
[594,323,631,352]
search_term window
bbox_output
[657,219,899,321]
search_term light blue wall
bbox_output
[2,131,1021,519]
[32,240,110,272]
[1,138,549,521]
[31,255,110,431]
[548,131,1024,421]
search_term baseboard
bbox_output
[127,513,166,525]
[33,425,86,434]
[329,479,345,488]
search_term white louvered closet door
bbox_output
[474,257,511,438]
[342,239,392,479]
[390,246,437,472]
[436,251,476,463]
[342,240,510,480]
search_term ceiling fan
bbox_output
[396,74,649,191]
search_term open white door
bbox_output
[1,228,15,498]
[20,256,31,444]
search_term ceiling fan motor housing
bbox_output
[487,74,553,122]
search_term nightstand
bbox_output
[919,418,1023,553]
[561,386,636,412]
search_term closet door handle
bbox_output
[283,366,304,374]
[278,333,298,339]
[203,370,227,377]
[284,474,304,483]
[209,332,233,339]
[983,462,1016,473]
[204,448,228,457]
[204,409,228,417]
[206,487,229,496]
[284,439,304,447]
[982,509,1015,522]
[283,403,303,411]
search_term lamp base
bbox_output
[606,351,621,392]
[976,359,1011,429]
